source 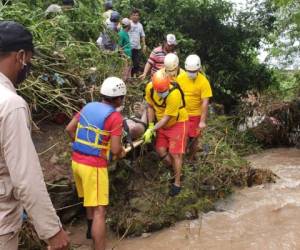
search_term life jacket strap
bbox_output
[149,82,186,121]
[75,123,111,150]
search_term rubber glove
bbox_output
[143,122,155,144]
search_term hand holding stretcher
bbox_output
[113,139,144,160]
[124,139,144,153]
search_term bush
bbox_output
[0,1,126,117]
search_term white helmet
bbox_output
[185,54,201,71]
[164,53,179,71]
[100,77,127,97]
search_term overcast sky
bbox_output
[228,0,299,69]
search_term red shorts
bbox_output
[188,116,201,138]
[156,121,188,154]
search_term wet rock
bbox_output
[185,211,193,219]
[141,233,152,238]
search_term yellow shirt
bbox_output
[158,67,185,82]
[145,82,188,128]
[177,71,212,116]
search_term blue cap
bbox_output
[110,11,120,22]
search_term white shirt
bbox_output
[128,21,145,50]
[0,73,61,239]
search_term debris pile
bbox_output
[239,91,300,146]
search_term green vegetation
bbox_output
[1,0,284,113]
[0,1,125,117]
[271,70,300,101]
[266,0,300,68]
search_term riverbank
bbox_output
[67,148,300,250]
[18,118,276,249]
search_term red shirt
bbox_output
[72,111,123,167]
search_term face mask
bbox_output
[187,71,198,80]
[157,90,169,99]
[16,61,32,86]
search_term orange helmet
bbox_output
[152,70,170,93]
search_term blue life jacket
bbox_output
[72,102,115,158]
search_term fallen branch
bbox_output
[55,202,83,212]
[38,142,59,156]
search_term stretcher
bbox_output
[124,139,144,153]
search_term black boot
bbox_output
[86,219,93,239]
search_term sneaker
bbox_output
[169,184,181,197]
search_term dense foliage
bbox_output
[265,0,300,68]
[0,1,126,117]
[1,0,281,111]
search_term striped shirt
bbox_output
[147,46,167,75]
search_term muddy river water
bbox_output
[71,148,300,250]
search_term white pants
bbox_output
[0,232,18,250]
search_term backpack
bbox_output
[150,82,186,109]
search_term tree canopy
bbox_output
[265,0,300,69]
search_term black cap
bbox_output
[63,0,74,6]
[104,1,113,9]
[0,21,34,52]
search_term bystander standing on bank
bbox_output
[0,21,69,250]
[128,9,146,77]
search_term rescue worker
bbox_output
[139,34,177,80]
[0,21,69,250]
[66,77,126,250]
[125,53,184,139]
[143,70,188,196]
[161,53,184,81]
[177,54,212,161]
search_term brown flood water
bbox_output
[71,148,300,250]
